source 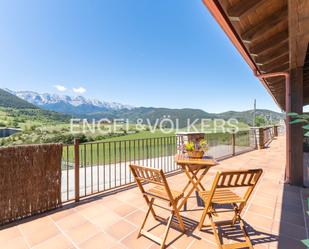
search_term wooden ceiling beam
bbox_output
[269,82,285,88]
[241,7,288,43]
[270,90,285,96]
[270,88,286,94]
[270,90,285,95]
[249,29,288,55]
[267,77,285,84]
[254,42,289,64]
[258,53,289,68]
[289,0,309,68]
[268,80,285,87]
[255,50,289,66]
[260,58,289,72]
[261,63,289,74]
[303,71,309,77]
[227,0,269,21]
[267,83,285,90]
[269,85,285,91]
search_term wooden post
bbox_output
[287,67,304,186]
[258,128,264,150]
[273,125,278,137]
[74,139,80,202]
[232,132,236,156]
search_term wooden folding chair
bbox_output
[129,164,185,249]
[198,169,263,249]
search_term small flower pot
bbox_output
[187,150,204,159]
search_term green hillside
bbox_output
[82,107,283,127]
[84,107,216,128]
[0,89,70,128]
[0,88,38,109]
[216,109,284,126]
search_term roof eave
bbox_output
[202,0,283,110]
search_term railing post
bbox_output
[273,125,278,137]
[232,132,236,156]
[258,128,265,149]
[74,138,80,202]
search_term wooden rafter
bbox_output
[267,76,286,83]
[259,54,289,71]
[227,0,269,21]
[254,42,289,64]
[269,83,285,89]
[241,8,287,43]
[249,29,288,55]
[269,80,285,86]
[256,50,289,66]
[269,87,286,94]
[267,63,289,73]
[289,0,309,68]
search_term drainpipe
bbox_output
[254,70,291,184]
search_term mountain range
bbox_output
[3,88,284,127]
[6,89,133,115]
[0,88,70,123]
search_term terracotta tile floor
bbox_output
[1,136,309,249]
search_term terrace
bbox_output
[1,0,309,248]
[1,134,308,249]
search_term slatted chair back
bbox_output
[215,169,263,189]
[130,164,166,186]
[204,169,263,211]
[129,164,174,202]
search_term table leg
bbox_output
[178,166,210,210]
[189,169,206,191]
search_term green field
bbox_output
[62,130,252,168]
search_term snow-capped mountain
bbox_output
[6,89,133,115]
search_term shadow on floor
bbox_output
[277,184,308,249]
[200,220,278,247]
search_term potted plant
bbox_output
[184,139,208,159]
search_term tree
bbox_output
[255,115,267,127]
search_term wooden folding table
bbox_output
[175,155,218,210]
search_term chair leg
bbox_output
[239,218,254,249]
[160,212,174,249]
[198,208,208,230]
[143,196,157,220]
[209,214,223,249]
[231,204,239,225]
[138,198,155,238]
[174,208,185,232]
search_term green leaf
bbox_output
[305,131,309,137]
[299,114,309,119]
[302,239,309,247]
[290,119,307,124]
[287,112,299,117]
[303,124,309,130]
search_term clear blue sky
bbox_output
[0,0,282,113]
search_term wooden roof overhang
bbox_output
[203,0,309,110]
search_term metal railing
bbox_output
[263,126,274,145]
[61,130,258,203]
[252,125,279,149]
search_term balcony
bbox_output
[1,134,308,249]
